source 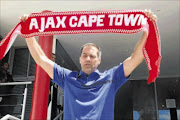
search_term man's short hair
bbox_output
[80,43,102,58]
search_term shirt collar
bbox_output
[78,69,100,78]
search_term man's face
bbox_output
[79,46,101,74]
[3,63,9,70]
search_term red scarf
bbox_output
[0,10,161,84]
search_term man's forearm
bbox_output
[123,31,147,77]
[123,10,157,77]
[25,37,54,79]
[25,37,47,65]
[131,31,147,61]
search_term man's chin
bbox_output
[85,68,92,71]
[83,68,93,73]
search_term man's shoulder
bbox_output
[0,69,3,73]
[0,70,5,76]
[54,63,73,76]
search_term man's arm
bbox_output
[25,37,54,79]
[123,10,157,77]
[123,32,147,77]
[20,15,54,79]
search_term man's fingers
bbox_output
[149,13,157,21]
[19,14,29,22]
[144,9,157,21]
[151,15,157,22]
[145,9,151,17]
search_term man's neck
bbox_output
[83,71,92,75]
[82,69,97,75]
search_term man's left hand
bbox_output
[144,9,157,22]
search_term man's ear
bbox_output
[79,57,81,64]
[98,58,101,65]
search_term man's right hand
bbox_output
[20,14,29,22]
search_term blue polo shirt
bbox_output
[52,63,130,120]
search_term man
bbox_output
[0,62,14,117]
[20,10,157,120]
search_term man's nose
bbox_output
[86,56,90,61]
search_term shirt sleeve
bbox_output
[52,63,72,90]
[112,63,131,91]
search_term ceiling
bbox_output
[0,1,179,79]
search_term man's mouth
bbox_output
[85,64,91,66]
